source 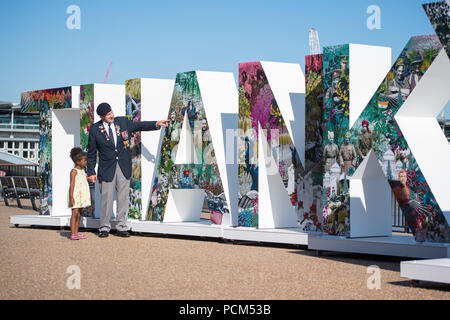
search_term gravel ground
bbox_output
[0,201,449,300]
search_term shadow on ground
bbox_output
[289,249,403,272]
[389,280,450,292]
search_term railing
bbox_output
[0,164,39,177]
[0,123,39,131]
[392,192,409,233]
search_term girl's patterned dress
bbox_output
[68,168,91,209]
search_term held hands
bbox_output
[156,119,170,128]
[69,196,74,208]
[87,175,97,183]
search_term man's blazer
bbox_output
[87,116,159,182]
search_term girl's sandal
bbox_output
[76,233,87,240]
[70,234,80,240]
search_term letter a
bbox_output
[66,5,81,30]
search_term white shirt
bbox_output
[103,121,117,147]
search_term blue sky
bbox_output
[0,0,448,118]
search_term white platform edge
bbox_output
[309,234,450,259]
[10,215,122,229]
[9,215,223,238]
[9,215,450,259]
[401,259,450,284]
[129,220,222,238]
[9,215,310,244]
[222,226,310,245]
[10,215,70,227]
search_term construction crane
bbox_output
[309,28,321,55]
[104,60,113,84]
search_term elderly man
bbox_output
[87,103,169,238]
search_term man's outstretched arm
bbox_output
[129,119,170,132]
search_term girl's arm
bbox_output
[69,169,77,207]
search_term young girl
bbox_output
[68,147,91,240]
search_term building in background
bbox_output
[438,119,450,144]
[0,100,39,165]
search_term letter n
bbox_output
[238,61,322,229]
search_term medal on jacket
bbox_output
[99,125,110,142]
[121,130,129,148]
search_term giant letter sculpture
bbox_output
[321,44,392,237]
[21,87,78,216]
[324,34,450,243]
[238,61,324,229]
[146,71,237,226]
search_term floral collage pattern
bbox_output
[321,44,351,236]
[80,84,94,152]
[20,87,72,215]
[302,55,325,231]
[238,62,323,229]
[320,35,449,242]
[349,35,449,242]
[146,72,228,224]
[126,79,143,220]
[79,84,96,218]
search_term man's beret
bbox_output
[97,103,112,116]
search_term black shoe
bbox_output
[98,231,109,238]
[117,231,130,238]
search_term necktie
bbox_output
[108,124,115,147]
